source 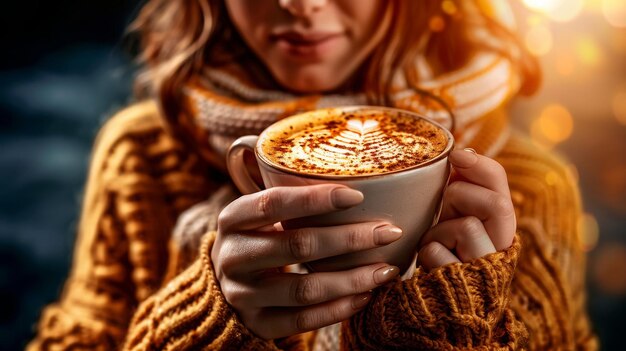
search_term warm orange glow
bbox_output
[567,164,580,183]
[531,104,574,146]
[545,171,560,186]
[441,0,457,16]
[586,0,604,11]
[578,213,600,251]
[525,25,553,56]
[522,0,558,12]
[612,88,626,125]
[522,0,584,22]
[611,29,626,53]
[603,0,626,28]
[555,53,575,76]
[576,37,602,66]
[429,15,445,32]
[526,14,544,27]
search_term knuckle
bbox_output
[491,193,515,217]
[295,310,318,332]
[221,282,247,308]
[216,242,241,277]
[257,190,277,218]
[346,226,366,251]
[217,208,232,230]
[218,252,238,278]
[293,275,322,305]
[288,229,313,261]
[349,272,370,292]
[446,180,463,196]
[461,216,483,235]
[422,241,442,258]
[326,303,346,323]
[300,190,321,213]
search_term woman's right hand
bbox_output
[211,184,403,340]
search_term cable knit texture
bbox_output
[27,0,599,348]
[342,235,526,350]
[27,98,598,350]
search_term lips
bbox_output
[272,30,342,44]
[270,30,344,58]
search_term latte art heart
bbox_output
[346,118,380,134]
[263,110,448,176]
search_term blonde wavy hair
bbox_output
[129,0,540,149]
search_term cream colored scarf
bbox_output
[178,2,521,349]
[184,49,519,165]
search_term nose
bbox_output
[278,0,328,17]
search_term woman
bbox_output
[29,0,598,350]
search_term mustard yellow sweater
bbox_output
[28,100,597,350]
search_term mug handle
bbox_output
[226,135,262,195]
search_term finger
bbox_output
[440,181,515,250]
[227,222,403,273]
[252,263,399,307]
[417,241,460,270]
[420,217,496,262]
[449,149,510,196]
[218,184,363,231]
[255,292,372,339]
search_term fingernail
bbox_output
[332,188,364,209]
[373,224,403,245]
[450,148,478,168]
[351,292,372,309]
[373,265,400,284]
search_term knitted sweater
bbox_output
[27,99,597,350]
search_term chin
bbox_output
[273,68,347,94]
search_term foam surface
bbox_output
[263,110,448,176]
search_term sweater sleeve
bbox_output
[500,136,598,350]
[341,235,527,350]
[123,231,279,351]
[27,102,215,350]
[342,135,599,350]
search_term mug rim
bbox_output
[255,106,455,180]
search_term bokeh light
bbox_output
[526,14,544,27]
[593,244,626,295]
[441,0,457,16]
[545,170,560,186]
[522,0,584,22]
[525,24,553,56]
[612,87,626,125]
[429,15,446,32]
[603,0,626,28]
[530,104,574,147]
[575,37,603,66]
[578,213,600,251]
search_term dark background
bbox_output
[0,1,141,349]
[1,1,625,350]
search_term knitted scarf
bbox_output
[178,0,521,169]
[183,49,519,166]
[178,3,521,348]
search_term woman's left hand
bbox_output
[417,148,516,270]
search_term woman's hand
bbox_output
[211,184,403,340]
[417,149,516,270]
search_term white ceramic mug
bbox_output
[226,106,454,275]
